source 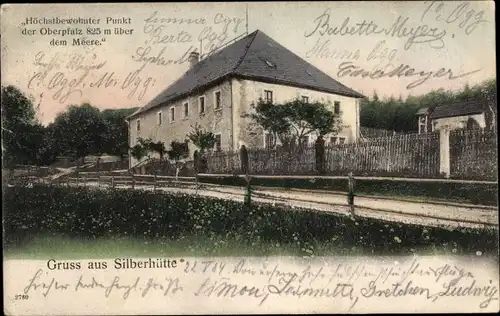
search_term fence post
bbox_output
[240,145,249,175]
[347,172,355,215]
[132,174,135,189]
[98,175,101,188]
[111,176,115,189]
[154,173,157,190]
[315,136,326,174]
[195,173,199,193]
[439,126,451,178]
[244,175,252,206]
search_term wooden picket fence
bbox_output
[450,128,498,180]
[205,132,442,178]
[325,132,440,177]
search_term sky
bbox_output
[1,1,496,125]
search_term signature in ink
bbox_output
[305,9,447,50]
[337,61,482,89]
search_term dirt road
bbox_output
[71,181,498,229]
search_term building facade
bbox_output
[127,30,364,167]
[415,99,495,134]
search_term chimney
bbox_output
[188,51,199,68]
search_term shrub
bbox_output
[3,186,498,256]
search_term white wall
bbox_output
[128,81,233,167]
[235,79,360,147]
[432,113,485,131]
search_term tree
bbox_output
[35,123,59,165]
[130,138,150,162]
[186,123,216,153]
[101,108,139,161]
[359,78,497,132]
[149,140,167,161]
[167,140,189,180]
[167,140,189,162]
[1,85,44,167]
[52,103,107,164]
[246,98,342,147]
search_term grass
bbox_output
[4,186,498,260]
[4,234,497,260]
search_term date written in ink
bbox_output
[183,260,226,275]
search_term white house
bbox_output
[127,30,364,167]
[416,99,495,134]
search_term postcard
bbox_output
[2,1,498,315]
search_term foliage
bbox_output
[129,137,153,162]
[129,137,174,162]
[101,108,139,159]
[1,85,37,129]
[3,186,497,257]
[167,140,189,162]
[130,144,148,162]
[3,84,139,166]
[246,98,341,147]
[51,103,107,161]
[361,78,497,132]
[149,140,168,161]
[1,85,44,166]
[186,123,216,153]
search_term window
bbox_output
[264,90,273,103]
[334,101,341,114]
[301,95,309,103]
[264,132,276,148]
[214,134,222,151]
[199,96,205,114]
[214,91,221,110]
[170,106,175,122]
[136,119,141,132]
[329,136,338,145]
[418,116,428,134]
[157,111,162,125]
[183,102,189,118]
